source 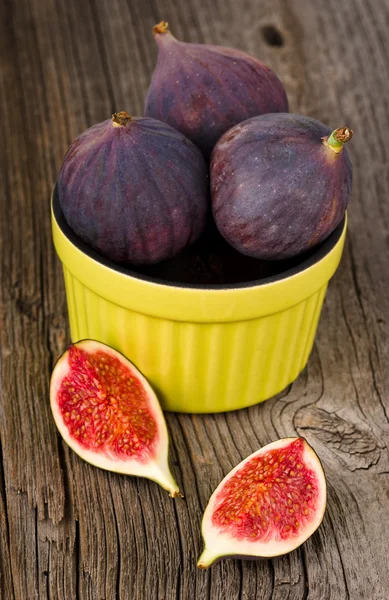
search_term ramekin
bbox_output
[51,187,346,413]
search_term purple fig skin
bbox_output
[211,113,353,260]
[144,26,289,157]
[57,114,209,265]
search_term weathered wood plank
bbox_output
[1,0,389,597]
[0,0,66,525]
[0,449,14,600]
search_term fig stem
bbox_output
[323,127,353,154]
[170,490,185,499]
[197,547,217,569]
[112,112,133,127]
[153,21,169,35]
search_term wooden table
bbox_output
[1,0,388,598]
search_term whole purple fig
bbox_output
[144,22,288,157]
[211,113,353,260]
[57,112,209,265]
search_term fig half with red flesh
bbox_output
[50,340,180,497]
[198,437,326,567]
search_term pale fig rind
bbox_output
[50,340,181,497]
[198,437,327,568]
[145,26,288,157]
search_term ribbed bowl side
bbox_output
[63,268,81,341]
[62,269,328,413]
[298,284,328,372]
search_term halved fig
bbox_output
[198,437,326,567]
[50,340,180,497]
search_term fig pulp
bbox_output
[145,22,288,157]
[50,340,181,497]
[198,438,327,567]
[211,113,353,260]
[57,112,209,265]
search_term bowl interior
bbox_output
[52,185,346,290]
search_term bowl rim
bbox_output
[52,184,346,291]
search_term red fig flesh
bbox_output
[198,438,326,567]
[145,22,288,157]
[211,113,353,260]
[50,340,180,497]
[57,112,209,266]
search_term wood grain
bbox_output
[1,0,389,597]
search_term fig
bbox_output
[50,340,181,497]
[144,22,288,157]
[211,113,353,260]
[198,437,326,567]
[57,111,209,265]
